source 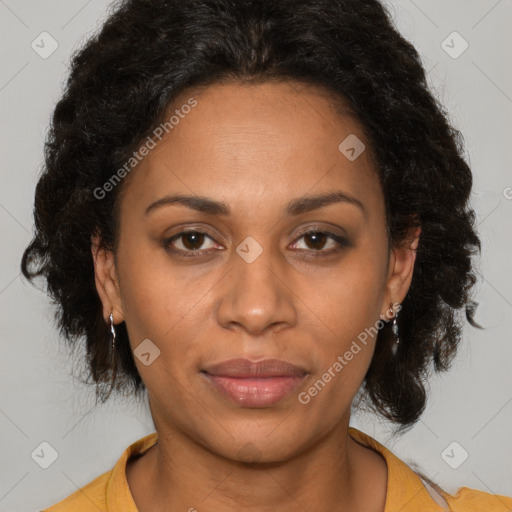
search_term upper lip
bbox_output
[202,358,308,378]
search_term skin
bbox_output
[92,81,420,512]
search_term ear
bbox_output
[380,226,421,318]
[91,235,125,324]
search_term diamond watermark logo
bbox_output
[31,32,59,59]
[31,441,59,469]
[236,236,263,263]
[441,31,468,59]
[441,441,469,469]
[237,442,263,463]
[338,134,365,161]
[134,338,161,366]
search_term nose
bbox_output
[216,242,298,337]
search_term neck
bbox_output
[126,422,387,512]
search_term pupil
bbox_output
[307,232,326,250]
[183,232,204,250]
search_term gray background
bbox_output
[1,1,511,510]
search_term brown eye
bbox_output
[165,230,218,255]
[303,232,328,250]
[180,232,206,250]
[291,230,349,254]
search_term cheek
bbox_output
[115,237,185,348]
[119,269,203,347]
[314,249,388,338]
[300,243,389,396]
[115,239,217,385]
[297,272,385,419]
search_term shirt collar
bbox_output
[348,427,448,511]
[106,432,158,512]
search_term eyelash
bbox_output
[163,229,350,258]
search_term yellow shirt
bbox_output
[41,427,512,511]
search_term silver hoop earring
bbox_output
[391,308,400,356]
[109,312,116,356]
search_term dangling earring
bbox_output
[390,304,400,356]
[109,312,116,358]
[107,312,118,394]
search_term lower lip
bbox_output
[202,374,306,407]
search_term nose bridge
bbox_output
[216,236,297,334]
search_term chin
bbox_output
[203,421,314,465]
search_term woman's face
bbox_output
[94,81,416,462]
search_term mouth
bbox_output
[201,358,309,408]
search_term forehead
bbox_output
[119,80,383,219]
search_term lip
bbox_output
[201,358,308,407]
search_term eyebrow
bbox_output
[145,191,366,217]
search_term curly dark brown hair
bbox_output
[21,0,481,434]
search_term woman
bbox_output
[21,0,511,510]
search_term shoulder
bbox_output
[40,470,111,511]
[348,427,512,512]
[39,432,158,512]
[442,486,512,512]
[415,471,512,511]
